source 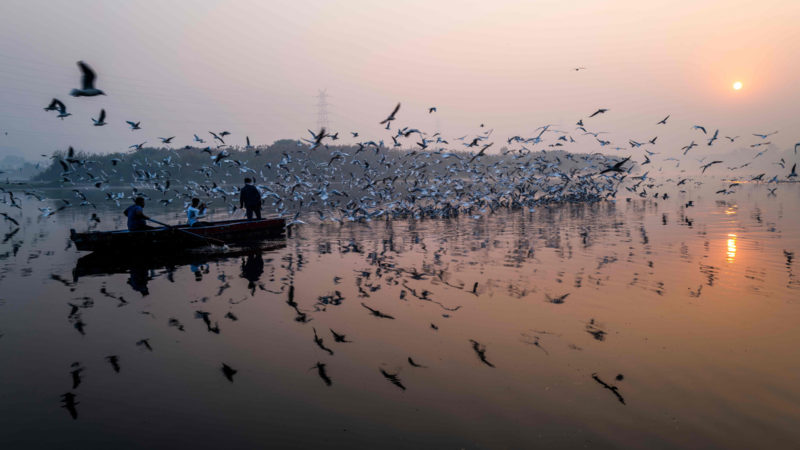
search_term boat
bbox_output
[70,218,286,253]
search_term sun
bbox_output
[733,81,743,90]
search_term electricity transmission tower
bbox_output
[315,89,330,130]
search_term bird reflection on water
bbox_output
[1,184,799,449]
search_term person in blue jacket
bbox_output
[123,197,155,231]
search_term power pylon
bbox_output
[315,89,330,130]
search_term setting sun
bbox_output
[733,81,743,90]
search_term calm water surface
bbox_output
[1,183,799,449]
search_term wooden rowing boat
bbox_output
[70,218,286,252]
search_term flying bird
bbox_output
[692,125,707,134]
[599,156,631,174]
[379,102,401,125]
[707,129,719,146]
[700,160,723,173]
[92,109,106,126]
[588,108,608,118]
[126,121,141,130]
[70,61,105,97]
[753,131,778,139]
[209,131,225,144]
[657,115,670,125]
[44,98,71,119]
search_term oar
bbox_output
[147,218,229,248]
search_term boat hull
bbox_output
[70,218,286,252]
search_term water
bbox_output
[1,182,799,449]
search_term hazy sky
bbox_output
[1,0,798,160]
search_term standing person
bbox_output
[123,197,155,231]
[186,198,208,227]
[239,178,262,220]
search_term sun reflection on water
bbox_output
[727,233,737,263]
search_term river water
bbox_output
[1,182,798,449]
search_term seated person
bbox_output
[123,197,155,231]
[186,198,208,227]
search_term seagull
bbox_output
[468,142,493,163]
[209,131,225,144]
[44,98,71,119]
[657,115,670,125]
[794,142,799,154]
[126,121,141,130]
[92,109,106,126]
[44,98,66,112]
[70,61,105,97]
[129,142,146,150]
[588,108,608,118]
[158,136,175,144]
[379,102,401,125]
[789,163,798,179]
[600,156,631,174]
[307,128,326,150]
[753,131,778,139]
[193,134,205,144]
[428,107,437,113]
[574,66,587,71]
[692,125,707,134]
[725,135,739,142]
[707,129,719,146]
[700,160,723,173]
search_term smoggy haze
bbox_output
[1,0,798,160]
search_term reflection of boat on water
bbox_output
[72,239,286,282]
[70,218,285,252]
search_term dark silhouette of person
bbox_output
[123,197,155,231]
[241,252,264,293]
[239,178,261,219]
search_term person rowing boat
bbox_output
[123,197,156,231]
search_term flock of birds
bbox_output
[0,60,799,422]
[28,61,799,229]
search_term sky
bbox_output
[0,0,799,161]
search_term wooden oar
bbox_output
[147,218,228,247]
